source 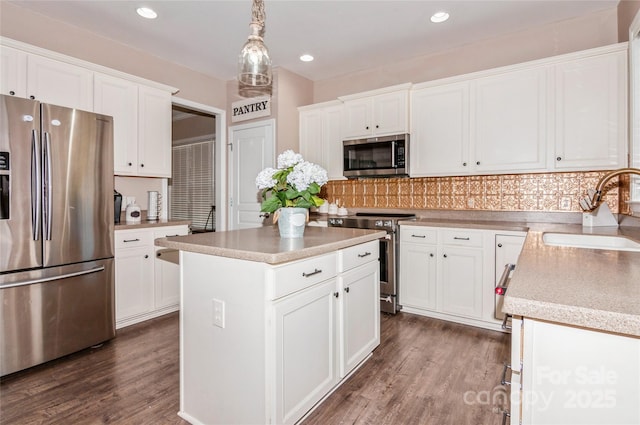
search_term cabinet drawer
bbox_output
[400,227,437,244]
[153,225,189,239]
[338,240,379,272]
[115,230,152,249]
[267,253,337,300]
[441,229,483,247]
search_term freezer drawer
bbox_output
[0,258,115,376]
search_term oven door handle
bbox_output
[496,263,516,292]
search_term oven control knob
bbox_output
[384,220,392,227]
[375,220,384,227]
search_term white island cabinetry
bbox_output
[175,233,381,425]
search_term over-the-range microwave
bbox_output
[343,134,409,178]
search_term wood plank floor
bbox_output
[0,312,510,425]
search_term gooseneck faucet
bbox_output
[581,167,640,211]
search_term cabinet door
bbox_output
[554,50,627,170]
[495,234,525,282]
[272,279,339,425]
[373,91,408,136]
[338,261,379,378]
[342,98,372,139]
[324,105,344,180]
[138,85,172,177]
[473,67,548,172]
[299,109,324,166]
[399,242,437,310]
[114,246,154,324]
[154,226,189,309]
[0,45,27,97]
[94,73,139,175]
[439,246,483,319]
[26,54,93,111]
[410,82,470,176]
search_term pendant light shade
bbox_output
[238,0,272,87]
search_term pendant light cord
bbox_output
[251,0,266,35]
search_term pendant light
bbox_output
[238,0,272,87]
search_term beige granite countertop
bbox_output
[115,218,191,231]
[400,217,530,232]
[155,226,386,265]
[503,224,640,337]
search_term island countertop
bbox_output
[155,226,386,265]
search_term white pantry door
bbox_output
[228,119,275,230]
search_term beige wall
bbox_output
[618,0,640,41]
[313,8,619,102]
[0,2,227,109]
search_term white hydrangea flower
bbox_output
[287,161,328,192]
[277,150,303,169]
[255,167,278,189]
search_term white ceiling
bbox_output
[9,0,619,82]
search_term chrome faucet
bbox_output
[580,167,640,212]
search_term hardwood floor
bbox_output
[0,312,510,425]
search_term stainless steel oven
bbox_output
[328,212,415,314]
[495,263,516,330]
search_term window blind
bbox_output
[170,140,215,231]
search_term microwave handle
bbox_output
[391,141,396,167]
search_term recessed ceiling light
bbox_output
[136,7,158,19]
[430,11,449,23]
[300,54,314,62]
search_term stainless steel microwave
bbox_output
[343,134,409,178]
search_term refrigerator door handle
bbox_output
[31,129,41,240]
[0,265,105,289]
[43,131,52,241]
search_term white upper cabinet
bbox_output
[94,73,139,175]
[340,85,410,139]
[26,54,93,111]
[137,85,172,177]
[299,101,344,180]
[472,66,549,173]
[0,45,27,98]
[94,74,172,178]
[410,43,627,177]
[553,49,627,170]
[410,81,470,176]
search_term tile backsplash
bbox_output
[323,171,631,214]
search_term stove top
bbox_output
[328,212,416,231]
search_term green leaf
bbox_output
[261,196,282,213]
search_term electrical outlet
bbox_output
[212,299,225,328]
[560,197,571,210]
[467,198,475,208]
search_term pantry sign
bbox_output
[231,96,271,123]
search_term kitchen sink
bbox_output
[542,232,640,252]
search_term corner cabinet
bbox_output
[179,240,380,425]
[399,224,526,331]
[339,84,411,140]
[114,225,188,329]
[299,101,344,180]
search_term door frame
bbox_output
[171,97,227,230]
[228,118,276,230]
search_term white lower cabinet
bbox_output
[179,240,380,425]
[400,225,526,331]
[509,317,640,425]
[114,225,188,328]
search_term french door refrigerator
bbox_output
[0,94,115,376]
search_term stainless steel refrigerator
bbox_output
[0,94,115,376]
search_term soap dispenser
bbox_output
[125,197,142,224]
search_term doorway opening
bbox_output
[170,98,226,232]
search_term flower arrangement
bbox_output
[256,150,328,213]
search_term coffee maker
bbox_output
[114,190,122,224]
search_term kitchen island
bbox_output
[156,226,385,425]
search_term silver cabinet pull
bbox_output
[43,131,52,241]
[357,252,371,258]
[123,238,141,243]
[302,268,322,278]
[501,363,513,386]
[411,234,426,238]
[31,129,41,241]
[454,236,470,240]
